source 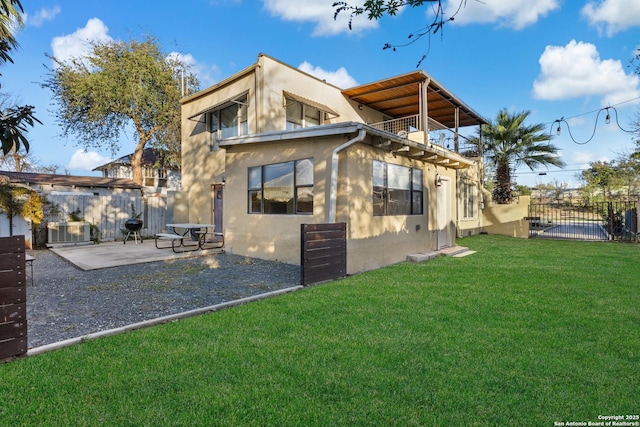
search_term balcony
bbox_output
[369,114,482,158]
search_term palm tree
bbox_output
[0,0,41,156]
[474,109,565,204]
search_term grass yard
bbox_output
[2,235,639,426]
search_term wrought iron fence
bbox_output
[528,201,638,242]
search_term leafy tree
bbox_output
[334,0,468,66]
[580,161,622,200]
[42,37,198,185]
[0,0,41,155]
[471,109,564,204]
[630,47,640,158]
[0,178,44,236]
[513,183,531,196]
[580,157,639,201]
[616,157,640,199]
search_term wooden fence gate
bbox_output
[301,223,346,286]
[0,235,28,360]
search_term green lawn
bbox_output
[2,235,639,426]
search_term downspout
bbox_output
[328,129,367,223]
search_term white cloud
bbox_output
[67,149,112,171]
[51,18,112,64]
[445,0,559,29]
[262,0,377,36]
[572,150,607,164]
[167,51,219,88]
[532,40,640,107]
[582,0,640,36]
[298,61,358,88]
[26,6,61,27]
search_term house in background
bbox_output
[180,53,487,274]
[93,148,181,196]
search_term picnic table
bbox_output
[154,223,224,253]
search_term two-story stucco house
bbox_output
[180,53,487,274]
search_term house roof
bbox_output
[342,71,488,129]
[0,171,142,190]
[93,148,179,171]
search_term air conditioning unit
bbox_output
[47,221,91,247]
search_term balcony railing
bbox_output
[369,115,420,135]
[370,114,481,157]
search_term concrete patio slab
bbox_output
[50,240,223,271]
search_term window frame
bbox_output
[462,181,477,219]
[143,167,155,187]
[248,158,314,215]
[285,96,323,130]
[373,160,423,216]
[209,94,248,140]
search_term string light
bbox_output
[550,99,639,145]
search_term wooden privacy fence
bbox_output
[0,235,28,360]
[301,223,346,286]
[40,194,168,243]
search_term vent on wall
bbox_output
[46,222,91,247]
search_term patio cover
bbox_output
[342,71,488,129]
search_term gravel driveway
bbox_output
[27,249,301,349]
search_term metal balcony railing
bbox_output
[369,115,420,135]
[369,115,481,157]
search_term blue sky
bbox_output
[4,0,640,187]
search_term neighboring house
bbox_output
[0,171,145,246]
[180,53,488,274]
[93,148,181,196]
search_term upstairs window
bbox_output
[209,94,248,139]
[284,92,338,130]
[144,167,155,187]
[373,160,423,216]
[158,169,168,188]
[286,97,321,130]
[248,159,314,215]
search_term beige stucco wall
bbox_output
[222,138,332,264]
[219,135,455,274]
[481,191,530,238]
[342,144,443,273]
[257,54,385,131]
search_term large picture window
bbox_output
[373,160,423,216]
[248,159,314,215]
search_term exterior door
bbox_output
[213,184,223,233]
[437,177,454,249]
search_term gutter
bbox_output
[328,128,367,223]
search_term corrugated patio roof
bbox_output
[0,171,142,190]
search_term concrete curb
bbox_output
[27,285,304,357]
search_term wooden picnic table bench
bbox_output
[155,224,224,253]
